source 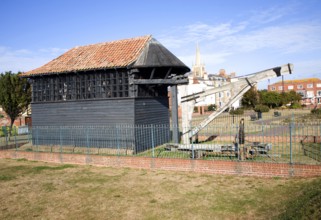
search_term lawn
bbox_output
[0,158,320,219]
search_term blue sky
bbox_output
[1,0,321,89]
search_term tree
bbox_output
[280,92,290,106]
[241,87,260,108]
[0,72,31,137]
[287,91,302,104]
[260,90,281,108]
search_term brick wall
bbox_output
[1,150,321,177]
[0,109,29,127]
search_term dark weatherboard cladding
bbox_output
[21,35,190,153]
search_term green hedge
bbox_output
[229,108,244,115]
[311,108,321,115]
[290,102,302,109]
[254,104,270,113]
[0,126,18,137]
[207,104,217,111]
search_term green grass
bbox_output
[16,158,28,161]
[0,174,16,181]
[136,145,191,159]
[275,177,321,219]
[0,158,320,219]
[32,164,74,172]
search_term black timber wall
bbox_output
[135,98,170,125]
[134,97,170,152]
[31,97,170,153]
[32,99,135,126]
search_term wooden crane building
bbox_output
[21,35,190,153]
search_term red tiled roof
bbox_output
[273,77,321,84]
[21,35,152,76]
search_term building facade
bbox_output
[267,78,321,106]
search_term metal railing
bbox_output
[1,121,320,165]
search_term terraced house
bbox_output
[268,78,321,106]
[21,35,190,152]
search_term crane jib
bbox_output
[180,63,294,144]
[288,63,292,74]
[273,67,282,77]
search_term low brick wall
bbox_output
[1,150,321,177]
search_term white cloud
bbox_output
[246,4,297,25]
[159,22,246,49]
[0,47,67,73]
[161,19,321,55]
[158,3,321,78]
[38,47,68,56]
[219,23,321,53]
[178,52,231,71]
[159,0,321,59]
[293,59,321,77]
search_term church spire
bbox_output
[195,42,201,66]
[192,43,206,79]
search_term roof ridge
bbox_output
[73,35,152,50]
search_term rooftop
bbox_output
[272,78,321,84]
[21,35,189,77]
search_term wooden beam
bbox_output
[149,68,156,79]
[131,78,188,85]
[171,85,179,143]
[129,68,139,74]
[164,67,172,79]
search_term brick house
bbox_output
[0,105,31,127]
[267,78,321,106]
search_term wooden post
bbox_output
[171,85,179,143]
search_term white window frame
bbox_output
[307,84,313,88]
[297,84,303,89]
[278,86,283,91]
[271,86,276,91]
[306,91,314,98]
[288,85,293,90]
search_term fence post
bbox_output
[116,125,120,156]
[261,123,264,144]
[86,127,89,154]
[14,133,17,151]
[36,128,39,151]
[59,127,63,153]
[151,124,155,158]
[191,128,195,159]
[236,123,240,160]
[28,127,31,144]
[233,113,235,124]
[5,128,8,147]
[289,115,293,164]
